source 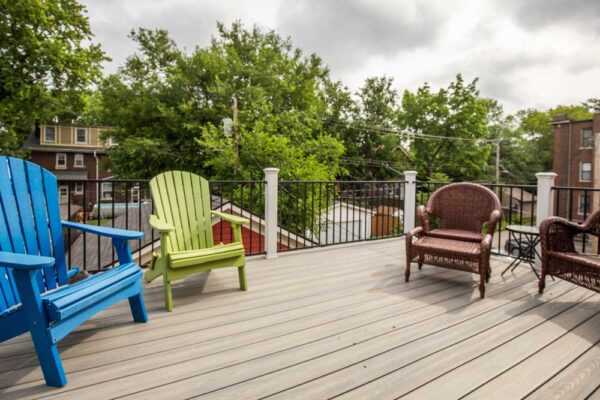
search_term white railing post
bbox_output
[403,171,418,234]
[535,172,557,227]
[264,168,279,259]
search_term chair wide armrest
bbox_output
[539,217,580,253]
[62,221,144,240]
[481,233,493,251]
[417,206,431,232]
[0,251,55,271]
[487,210,502,234]
[212,211,250,225]
[149,215,175,233]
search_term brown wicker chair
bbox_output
[405,182,502,298]
[539,210,600,294]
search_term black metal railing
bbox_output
[277,181,405,252]
[58,179,267,272]
[552,186,600,254]
[210,180,266,256]
[59,179,154,272]
[63,177,548,270]
[416,181,538,256]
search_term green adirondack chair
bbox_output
[144,171,250,311]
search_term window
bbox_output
[109,136,117,146]
[55,153,67,169]
[131,185,140,203]
[579,194,591,215]
[44,126,56,143]
[76,127,87,144]
[101,182,113,200]
[74,153,84,167]
[73,182,84,194]
[580,162,592,182]
[59,185,68,204]
[582,128,593,148]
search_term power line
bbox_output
[322,116,506,144]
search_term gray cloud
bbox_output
[276,0,444,73]
[79,0,600,112]
[508,0,600,31]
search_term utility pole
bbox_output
[232,96,239,175]
[495,140,500,185]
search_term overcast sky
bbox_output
[81,0,600,113]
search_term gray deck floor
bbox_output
[1,238,599,399]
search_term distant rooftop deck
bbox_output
[1,238,599,399]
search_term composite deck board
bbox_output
[0,238,598,400]
[527,342,600,399]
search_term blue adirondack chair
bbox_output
[0,156,148,387]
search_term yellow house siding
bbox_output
[37,124,113,148]
[59,125,71,144]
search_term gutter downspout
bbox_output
[93,150,99,180]
[567,121,572,187]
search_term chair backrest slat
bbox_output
[43,168,67,284]
[0,201,19,309]
[0,157,68,314]
[25,162,57,290]
[181,172,200,250]
[150,171,214,253]
[8,158,46,290]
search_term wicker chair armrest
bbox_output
[486,210,502,235]
[407,226,424,242]
[481,233,493,252]
[417,205,431,232]
[539,217,578,253]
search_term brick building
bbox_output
[23,122,117,212]
[551,112,600,219]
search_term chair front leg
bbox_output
[12,269,67,387]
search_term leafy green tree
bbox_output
[499,105,591,183]
[0,0,105,154]
[338,76,408,180]
[399,75,493,181]
[100,23,345,183]
[98,23,349,238]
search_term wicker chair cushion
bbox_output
[547,251,600,270]
[427,229,483,243]
[412,236,481,258]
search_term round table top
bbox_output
[506,224,540,235]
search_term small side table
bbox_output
[502,224,541,278]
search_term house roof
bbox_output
[213,202,316,247]
[374,205,402,216]
[503,187,534,202]
[324,201,375,216]
[67,203,154,271]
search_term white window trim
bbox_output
[58,185,68,204]
[130,185,140,202]
[44,126,56,143]
[74,153,85,168]
[109,136,117,146]
[73,182,84,194]
[581,129,593,149]
[75,127,88,144]
[55,153,67,170]
[579,161,592,182]
[578,194,591,215]
[101,182,113,200]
